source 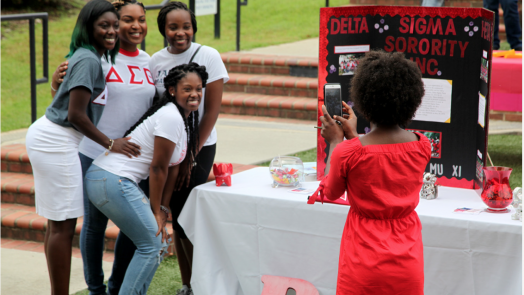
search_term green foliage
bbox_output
[147,255,184,295]
[499,41,511,50]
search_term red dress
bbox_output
[319,134,431,294]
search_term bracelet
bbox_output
[51,84,58,92]
[104,139,114,156]
[160,205,170,215]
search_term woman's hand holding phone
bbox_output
[319,102,358,141]
[338,101,358,140]
[319,105,344,145]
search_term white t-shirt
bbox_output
[149,43,229,146]
[78,48,156,159]
[93,102,187,184]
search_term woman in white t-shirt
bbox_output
[84,63,207,294]
[52,1,156,294]
[149,3,228,293]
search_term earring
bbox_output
[171,93,174,96]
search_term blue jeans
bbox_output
[79,153,137,295]
[483,0,522,49]
[84,165,168,295]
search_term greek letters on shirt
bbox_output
[105,64,155,86]
[92,85,108,105]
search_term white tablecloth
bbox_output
[178,167,522,295]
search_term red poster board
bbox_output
[317,6,495,190]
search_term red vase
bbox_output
[481,166,513,213]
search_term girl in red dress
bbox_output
[314,51,431,294]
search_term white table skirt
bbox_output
[178,167,522,295]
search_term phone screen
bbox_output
[324,85,342,118]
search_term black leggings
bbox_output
[170,144,216,239]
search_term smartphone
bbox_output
[324,83,342,118]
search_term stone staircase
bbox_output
[1,142,256,253]
[1,144,142,252]
[220,53,319,121]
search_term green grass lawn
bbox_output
[73,255,183,295]
[1,0,349,132]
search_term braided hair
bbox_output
[124,62,208,169]
[157,1,197,38]
[112,0,146,12]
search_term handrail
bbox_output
[141,0,169,51]
[236,0,248,51]
[1,13,49,123]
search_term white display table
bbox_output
[178,168,522,295]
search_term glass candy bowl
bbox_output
[269,156,304,188]
[481,166,513,213]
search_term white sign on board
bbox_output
[196,0,217,16]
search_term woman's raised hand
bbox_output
[53,61,68,85]
[112,137,141,158]
[319,105,345,145]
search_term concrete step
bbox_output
[1,139,258,253]
[0,203,171,253]
[0,141,258,204]
[1,162,258,252]
[221,52,318,77]
[1,144,32,174]
[221,92,317,121]
[489,111,522,122]
[225,73,318,98]
[1,158,256,208]
[2,172,34,206]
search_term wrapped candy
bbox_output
[270,167,300,187]
[420,172,438,200]
[269,156,304,188]
[213,163,232,187]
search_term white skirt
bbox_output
[26,116,84,221]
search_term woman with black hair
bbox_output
[51,1,156,293]
[25,0,140,294]
[84,63,207,294]
[149,2,229,294]
[313,51,431,294]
